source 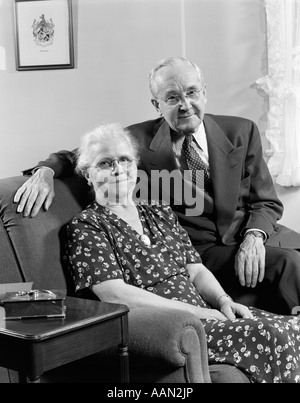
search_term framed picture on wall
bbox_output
[14,0,74,71]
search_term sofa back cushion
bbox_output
[0,175,91,291]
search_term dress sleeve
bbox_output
[65,215,124,294]
[160,204,202,264]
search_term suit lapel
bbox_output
[143,120,213,211]
[204,115,245,235]
[141,115,245,227]
[139,121,181,204]
[146,120,178,171]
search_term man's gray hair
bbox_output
[76,123,140,177]
[149,56,204,98]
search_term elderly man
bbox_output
[15,56,300,315]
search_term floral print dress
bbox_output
[65,201,300,383]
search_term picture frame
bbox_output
[14,0,74,71]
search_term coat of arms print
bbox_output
[14,0,74,70]
[32,14,55,47]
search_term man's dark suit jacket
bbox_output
[30,114,300,253]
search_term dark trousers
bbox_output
[196,244,300,315]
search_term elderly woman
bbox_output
[65,123,300,383]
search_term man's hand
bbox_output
[14,167,55,217]
[235,233,266,288]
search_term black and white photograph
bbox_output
[0,0,300,387]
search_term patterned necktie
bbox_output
[183,134,212,195]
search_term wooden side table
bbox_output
[0,296,129,383]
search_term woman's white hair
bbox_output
[76,123,139,177]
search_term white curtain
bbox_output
[256,0,300,186]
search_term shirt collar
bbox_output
[192,122,208,155]
[171,121,208,157]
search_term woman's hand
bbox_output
[220,301,254,320]
[197,308,228,321]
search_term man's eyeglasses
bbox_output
[90,156,136,171]
[157,86,205,106]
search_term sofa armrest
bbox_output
[128,307,211,383]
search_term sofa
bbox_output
[0,174,250,383]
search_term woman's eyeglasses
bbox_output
[90,156,136,171]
